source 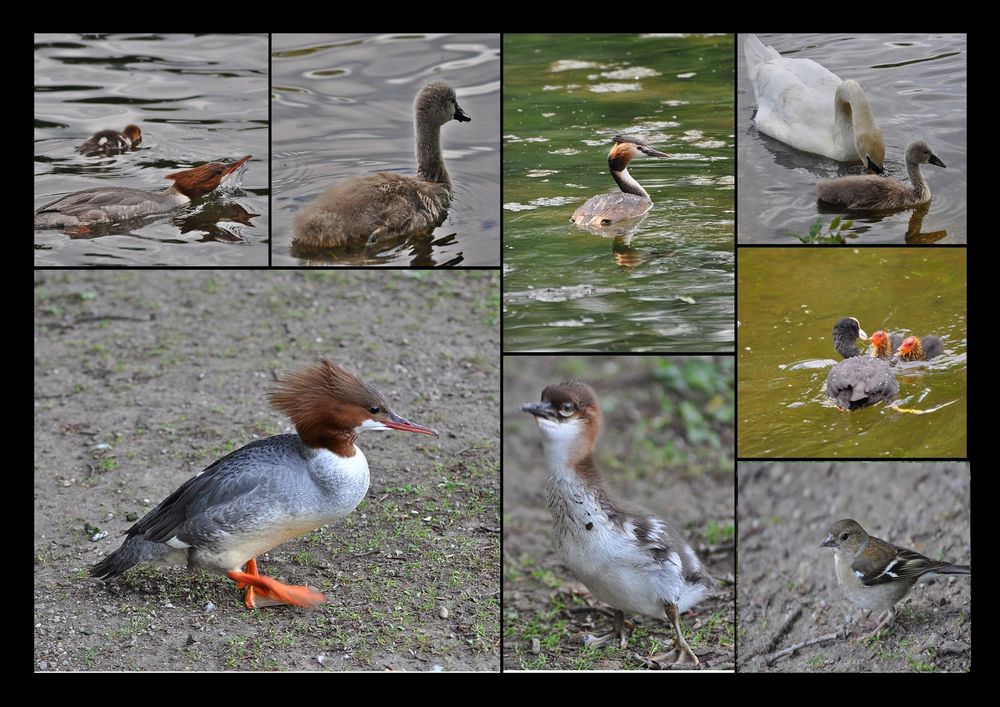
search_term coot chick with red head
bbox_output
[825,317,898,410]
[869,330,903,360]
[896,335,944,361]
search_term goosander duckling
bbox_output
[521,379,716,666]
[34,155,251,229]
[78,124,143,155]
[571,135,670,227]
[816,141,946,211]
[292,80,470,248]
[91,359,439,609]
[825,317,898,410]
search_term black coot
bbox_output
[825,317,898,410]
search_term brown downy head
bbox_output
[166,155,251,200]
[269,359,438,456]
[520,379,603,481]
[122,124,142,145]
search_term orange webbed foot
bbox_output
[227,560,326,610]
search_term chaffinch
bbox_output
[820,518,970,636]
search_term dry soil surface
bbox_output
[738,462,971,672]
[34,270,500,671]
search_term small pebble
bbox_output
[204,602,215,613]
[90,531,108,542]
[531,638,541,654]
[126,512,139,522]
[316,654,327,664]
[430,665,444,672]
[439,607,449,619]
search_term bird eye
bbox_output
[369,406,381,414]
[840,532,849,541]
[558,402,575,417]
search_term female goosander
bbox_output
[292,80,470,248]
[34,155,251,229]
[896,334,944,361]
[78,124,143,155]
[570,135,670,227]
[825,317,898,410]
[816,141,946,211]
[743,34,885,171]
[869,330,903,360]
[521,379,716,666]
[91,359,438,609]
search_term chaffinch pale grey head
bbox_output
[820,518,970,635]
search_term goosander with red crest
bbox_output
[34,155,251,229]
[91,359,438,609]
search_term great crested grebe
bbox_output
[292,80,470,248]
[816,140,946,211]
[34,155,251,229]
[77,124,143,155]
[571,135,669,227]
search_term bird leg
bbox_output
[861,607,898,639]
[227,557,326,610]
[648,603,700,667]
[582,609,631,649]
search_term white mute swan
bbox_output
[293,80,470,248]
[816,140,945,210]
[744,34,885,172]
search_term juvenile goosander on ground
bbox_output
[91,359,438,609]
[571,135,670,227]
[77,124,143,155]
[34,155,251,229]
[521,380,716,667]
[825,317,898,410]
[292,80,470,249]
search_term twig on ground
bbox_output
[765,629,845,666]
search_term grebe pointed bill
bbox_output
[571,135,670,228]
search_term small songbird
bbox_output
[820,518,970,636]
[91,359,438,609]
[521,379,716,666]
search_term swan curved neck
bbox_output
[834,81,883,167]
[416,121,450,187]
[610,166,649,199]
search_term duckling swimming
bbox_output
[571,135,669,227]
[292,80,470,248]
[816,140,946,211]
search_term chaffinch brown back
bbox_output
[820,518,970,636]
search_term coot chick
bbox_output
[896,335,944,361]
[869,330,903,360]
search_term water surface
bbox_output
[272,33,500,267]
[738,33,967,244]
[34,33,269,266]
[503,34,734,352]
[738,248,967,457]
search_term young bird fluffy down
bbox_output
[521,379,717,666]
[821,518,970,636]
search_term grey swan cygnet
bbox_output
[743,34,885,172]
[292,80,470,248]
[825,317,898,410]
[816,141,946,210]
[570,135,669,227]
